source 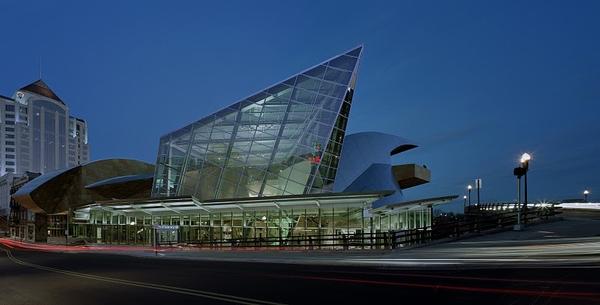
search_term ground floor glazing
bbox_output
[71,206,431,248]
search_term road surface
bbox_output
[2,243,600,305]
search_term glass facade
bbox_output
[67,117,90,167]
[152,47,363,200]
[32,99,68,172]
[72,203,431,248]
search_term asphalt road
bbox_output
[2,245,600,305]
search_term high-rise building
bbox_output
[68,117,90,167]
[0,79,90,176]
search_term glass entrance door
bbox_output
[157,228,178,245]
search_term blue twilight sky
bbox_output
[1,1,599,211]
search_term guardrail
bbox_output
[73,204,560,250]
[413,204,561,245]
[175,232,396,250]
[387,205,561,249]
[165,205,561,250]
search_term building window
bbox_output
[5,148,14,152]
[5,141,14,146]
[5,114,15,119]
[6,168,14,173]
[5,127,14,132]
[6,134,14,139]
[5,161,14,166]
[5,121,14,125]
[6,154,15,159]
[5,105,15,112]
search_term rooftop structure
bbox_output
[19,79,64,104]
[13,159,154,214]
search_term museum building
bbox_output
[11,46,455,247]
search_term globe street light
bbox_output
[467,185,473,206]
[520,153,531,164]
[463,195,467,209]
[584,190,590,202]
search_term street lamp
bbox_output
[520,153,531,223]
[584,190,590,202]
[513,166,525,231]
[467,185,472,206]
[520,152,531,164]
[463,195,467,209]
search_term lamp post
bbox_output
[584,190,590,202]
[463,195,467,209]
[475,178,482,205]
[477,183,480,205]
[520,153,531,223]
[467,185,472,206]
[513,166,525,230]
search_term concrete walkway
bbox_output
[461,216,600,242]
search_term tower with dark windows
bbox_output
[0,80,90,176]
[0,79,90,217]
[152,46,362,200]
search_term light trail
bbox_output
[267,274,600,303]
[318,269,600,287]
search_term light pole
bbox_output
[520,153,531,223]
[463,195,467,209]
[513,166,525,230]
[584,190,590,202]
[477,183,480,205]
[467,185,472,206]
[475,179,482,205]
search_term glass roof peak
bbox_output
[152,46,364,201]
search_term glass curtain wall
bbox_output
[152,47,363,200]
[31,100,68,173]
[73,204,432,248]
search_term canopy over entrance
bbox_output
[74,191,393,218]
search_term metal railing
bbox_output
[167,205,560,250]
[177,232,396,250]
[428,204,561,242]
[68,204,561,250]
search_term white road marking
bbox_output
[0,247,284,305]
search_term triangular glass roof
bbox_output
[152,46,363,200]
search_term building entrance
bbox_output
[154,225,179,245]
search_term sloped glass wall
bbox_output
[153,47,363,200]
